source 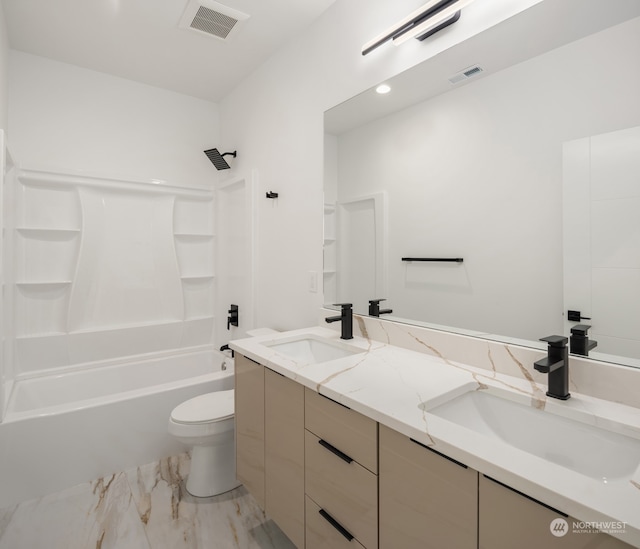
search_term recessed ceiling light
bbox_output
[376,84,391,94]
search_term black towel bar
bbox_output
[402,257,463,263]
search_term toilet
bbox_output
[168,389,241,497]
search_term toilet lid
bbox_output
[171,390,234,424]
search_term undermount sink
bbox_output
[265,336,363,364]
[423,389,640,483]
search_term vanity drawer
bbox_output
[305,388,377,473]
[306,495,366,549]
[305,430,378,549]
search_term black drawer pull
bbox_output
[318,439,353,464]
[483,475,567,517]
[320,393,351,409]
[319,508,354,542]
[410,438,468,469]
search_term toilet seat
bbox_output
[170,390,234,425]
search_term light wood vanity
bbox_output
[235,352,634,549]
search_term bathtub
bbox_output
[0,346,233,509]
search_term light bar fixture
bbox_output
[361,0,475,56]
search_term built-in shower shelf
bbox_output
[186,314,215,321]
[16,331,67,339]
[16,281,72,287]
[180,275,215,282]
[173,233,215,239]
[17,228,81,237]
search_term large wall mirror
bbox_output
[323,0,640,368]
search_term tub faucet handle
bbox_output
[227,304,239,330]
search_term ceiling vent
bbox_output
[448,64,484,85]
[179,0,249,41]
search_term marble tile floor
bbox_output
[0,453,296,549]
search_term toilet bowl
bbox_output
[168,389,241,497]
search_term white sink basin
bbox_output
[265,336,363,364]
[424,390,640,482]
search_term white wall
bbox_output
[334,18,640,341]
[219,0,540,331]
[0,3,9,420]
[8,52,219,188]
[0,3,8,132]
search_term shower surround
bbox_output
[8,168,215,377]
[0,166,220,506]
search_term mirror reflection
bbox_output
[323,1,640,367]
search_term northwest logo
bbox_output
[550,518,569,537]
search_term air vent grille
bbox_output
[463,66,482,77]
[449,64,484,85]
[179,0,249,41]
[191,6,238,39]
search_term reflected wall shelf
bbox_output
[323,202,338,304]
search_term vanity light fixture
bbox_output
[376,84,391,94]
[361,0,475,56]
[393,0,476,46]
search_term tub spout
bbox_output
[219,344,234,358]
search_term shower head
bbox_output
[204,148,237,170]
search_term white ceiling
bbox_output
[325,0,640,135]
[1,0,337,102]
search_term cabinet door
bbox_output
[379,425,478,549]
[479,475,633,549]
[265,369,305,548]
[235,354,265,508]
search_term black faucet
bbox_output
[369,298,393,317]
[533,335,570,400]
[570,324,597,357]
[325,303,353,340]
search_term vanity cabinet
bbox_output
[379,424,478,549]
[479,475,633,548]
[237,351,634,549]
[304,388,378,549]
[235,353,265,508]
[264,368,305,548]
[235,354,305,547]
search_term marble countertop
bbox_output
[230,326,640,546]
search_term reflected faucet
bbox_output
[534,335,570,400]
[570,324,597,357]
[369,299,393,317]
[325,303,353,340]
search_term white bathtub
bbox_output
[0,346,233,509]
